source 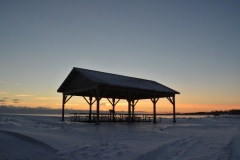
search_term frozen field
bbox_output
[0,114,240,160]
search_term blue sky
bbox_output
[0,0,240,112]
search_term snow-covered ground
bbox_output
[0,114,239,160]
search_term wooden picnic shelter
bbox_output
[57,67,180,124]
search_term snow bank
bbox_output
[0,130,57,160]
[0,115,239,160]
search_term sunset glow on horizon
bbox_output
[1,1,239,113]
[0,92,239,113]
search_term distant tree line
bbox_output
[180,109,240,116]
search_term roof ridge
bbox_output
[74,67,97,83]
[74,67,157,83]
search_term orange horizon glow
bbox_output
[1,96,239,113]
[1,90,239,113]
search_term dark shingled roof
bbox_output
[57,67,180,98]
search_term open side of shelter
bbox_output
[57,67,180,124]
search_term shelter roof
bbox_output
[57,67,180,99]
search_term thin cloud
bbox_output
[117,102,128,106]
[0,99,7,104]
[13,99,20,103]
[35,97,60,100]
[0,80,7,83]
[15,83,21,86]
[65,104,79,106]
[15,94,34,97]
[0,92,8,94]
[56,103,79,106]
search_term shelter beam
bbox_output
[167,97,173,104]
[151,96,159,123]
[107,98,120,121]
[61,95,72,121]
[166,96,176,123]
[131,99,139,121]
[65,95,73,103]
[83,96,96,122]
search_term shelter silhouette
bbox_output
[57,67,180,124]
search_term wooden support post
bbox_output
[83,96,96,122]
[112,98,115,121]
[128,100,131,123]
[96,88,100,125]
[61,94,66,121]
[173,95,176,123]
[107,98,120,122]
[167,96,176,123]
[131,100,134,121]
[150,96,159,123]
[61,94,73,121]
[153,98,156,123]
[128,92,131,123]
[89,97,92,122]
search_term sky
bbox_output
[0,0,240,113]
